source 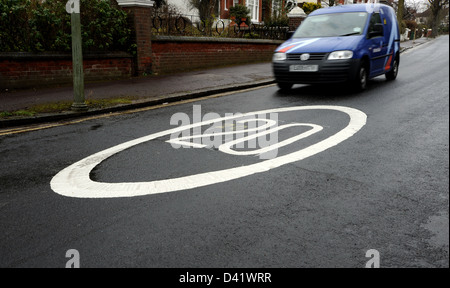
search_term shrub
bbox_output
[264,14,289,27]
[0,0,33,51]
[0,0,132,52]
[302,2,322,15]
[229,4,251,25]
[404,20,418,30]
[399,20,407,35]
[80,0,131,51]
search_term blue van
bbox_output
[272,3,400,91]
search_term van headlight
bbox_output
[328,50,353,60]
[273,53,287,62]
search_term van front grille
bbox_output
[286,53,327,61]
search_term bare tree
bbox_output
[426,0,449,37]
[321,0,338,7]
[153,0,166,9]
[188,0,219,21]
[403,0,423,20]
[398,0,405,24]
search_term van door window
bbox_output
[368,13,383,38]
[367,13,387,75]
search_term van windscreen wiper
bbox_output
[339,32,361,36]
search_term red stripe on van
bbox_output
[385,54,393,71]
[278,45,297,53]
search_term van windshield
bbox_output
[293,12,369,38]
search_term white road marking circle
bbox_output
[50,106,367,198]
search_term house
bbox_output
[167,0,389,25]
[219,0,262,23]
[167,0,195,16]
[320,0,352,8]
[218,0,321,23]
[168,0,264,23]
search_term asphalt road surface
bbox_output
[0,36,448,269]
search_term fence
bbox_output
[151,13,290,40]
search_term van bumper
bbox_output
[272,58,360,85]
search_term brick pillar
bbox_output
[287,6,307,32]
[117,0,153,76]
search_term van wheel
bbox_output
[354,61,368,92]
[277,82,293,90]
[386,56,399,81]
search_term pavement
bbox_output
[0,37,433,129]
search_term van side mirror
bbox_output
[286,31,294,39]
[369,23,383,38]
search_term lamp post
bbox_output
[66,0,88,112]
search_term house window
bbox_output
[223,0,240,19]
[247,0,259,22]
[272,0,282,18]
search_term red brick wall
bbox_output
[1,38,282,89]
[151,36,282,75]
[121,5,152,75]
[0,53,133,90]
[289,16,306,32]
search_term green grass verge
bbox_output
[0,98,134,119]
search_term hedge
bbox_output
[0,0,132,53]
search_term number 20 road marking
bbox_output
[50,105,367,198]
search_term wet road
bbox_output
[0,36,448,268]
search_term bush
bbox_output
[0,0,132,52]
[264,14,289,27]
[404,20,418,30]
[229,4,251,25]
[81,0,131,51]
[302,2,322,15]
[399,20,407,35]
[0,0,33,51]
